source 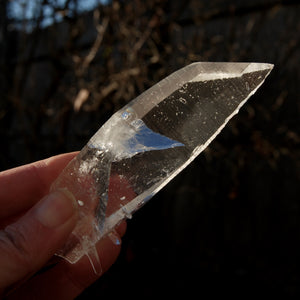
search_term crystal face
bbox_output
[51,62,273,269]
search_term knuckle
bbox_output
[0,223,32,270]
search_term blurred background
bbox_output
[0,0,299,298]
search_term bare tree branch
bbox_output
[78,10,108,76]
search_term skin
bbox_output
[0,152,126,299]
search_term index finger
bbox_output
[0,152,78,219]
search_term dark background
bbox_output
[1,0,299,298]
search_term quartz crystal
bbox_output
[51,62,273,271]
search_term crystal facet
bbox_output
[51,62,273,268]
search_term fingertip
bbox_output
[34,189,78,229]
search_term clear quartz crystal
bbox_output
[51,62,273,270]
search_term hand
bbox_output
[0,153,126,299]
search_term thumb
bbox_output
[0,189,78,293]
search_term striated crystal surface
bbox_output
[51,62,273,269]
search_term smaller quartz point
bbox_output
[51,62,273,270]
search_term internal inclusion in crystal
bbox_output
[89,115,184,160]
[51,62,273,271]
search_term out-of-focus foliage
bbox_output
[0,0,299,298]
[7,0,109,31]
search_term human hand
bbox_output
[0,153,126,299]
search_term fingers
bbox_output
[0,152,128,299]
[0,152,78,219]
[0,189,78,296]
[6,222,127,300]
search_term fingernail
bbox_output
[35,189,77,228]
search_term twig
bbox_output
[79,10,108,76]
